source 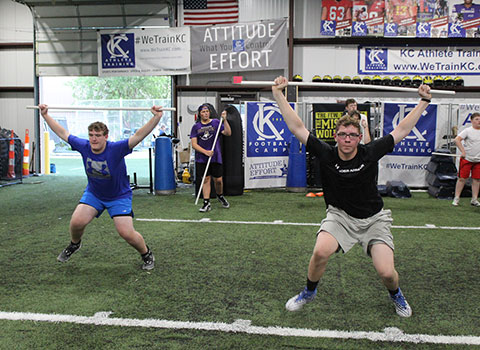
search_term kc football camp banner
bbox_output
[244,102,295,189]
[190,19,288,73]
[98,27,191,77]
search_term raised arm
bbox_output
[128,106,163,149]
[38,104,70,142]
[220,110,231,136]
[361,117,372,144]
[390,84,432,144]
[271,76,310,145]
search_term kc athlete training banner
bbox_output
[98,27,191,77]
[378,102,438,186]
[358,46,480,75]
[190,19,288,73]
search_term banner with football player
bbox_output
[244,102,295,189]
[448,0,480,37]
[321,0,353,36]
[385,0,418,37]
[416,0,449,37]
[352,0,386,36]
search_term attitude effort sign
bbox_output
[190,19,288,73]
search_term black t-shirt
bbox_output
[306,133,395,219]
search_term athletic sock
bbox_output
[71,240,81,246]
[141,246,151,258]
[306,278,319,292]
[388,288,400,296]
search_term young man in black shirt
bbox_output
[272,76,432,317]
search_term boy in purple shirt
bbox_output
[39,104,164,270]
[190,103,231,212]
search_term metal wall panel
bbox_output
[29,2,170,76]
[239,0,289,22]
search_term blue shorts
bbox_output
[79,191,134,218]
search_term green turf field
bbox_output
[1,174,479,349]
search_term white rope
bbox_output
[195,117,224,205]
[237,81,456,95]
[26,105,176,112]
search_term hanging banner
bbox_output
[448,0,480,38]
[378,102,438,186]
[351,0,386,37]
[320,0,353,37]
[190,19,288,73]
[358,46,480,75]
[312,103,371,143]
[244,102,295,189]
[97,27,191,77]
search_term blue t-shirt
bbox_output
[190,119,225,163]
[68,135,133,201]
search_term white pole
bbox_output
[238,81,456,95]
[431,152,461,157]
[195,117,224,205]
[26,105,176,111]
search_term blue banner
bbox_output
[246,102,293,157]
[383,102,437,156]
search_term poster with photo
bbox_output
[384,0,417,37]
[352,0,386,36]
[321,0,353,36]
[416,0,449,37]
[448,0,480,37]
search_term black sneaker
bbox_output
[57,241,82,262]
[141,249,155,270]
[217,195,230,209]
[199,201,211,212]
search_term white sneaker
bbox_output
[285,287,317,312]
[199,202,211,212]
[390,288,412,318]
[471,199,480,207]
[452,197,460,206]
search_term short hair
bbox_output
[336,115,361,133]
[471,112,480,120]
[88,121,109,136]
[348,109,362,120]
[345,98,357,107]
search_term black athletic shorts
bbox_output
[196,162,223,178]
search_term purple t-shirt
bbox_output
[453,3,480,20]
[68,135,133,201]
[190,119,225,163]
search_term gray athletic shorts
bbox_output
[318,205,394,256]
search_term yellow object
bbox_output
[44,131,50,174]
[182,168,191,184]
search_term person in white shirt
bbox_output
[452,112,480,207]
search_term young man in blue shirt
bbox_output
[39,104,164,270]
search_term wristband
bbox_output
[421,98,431,103]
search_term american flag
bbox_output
[182,0,239,26]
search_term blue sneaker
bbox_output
[285,287,317,311]
[390,288,412,317]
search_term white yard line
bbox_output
[0,311,479,345]
[136,218,480,231]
